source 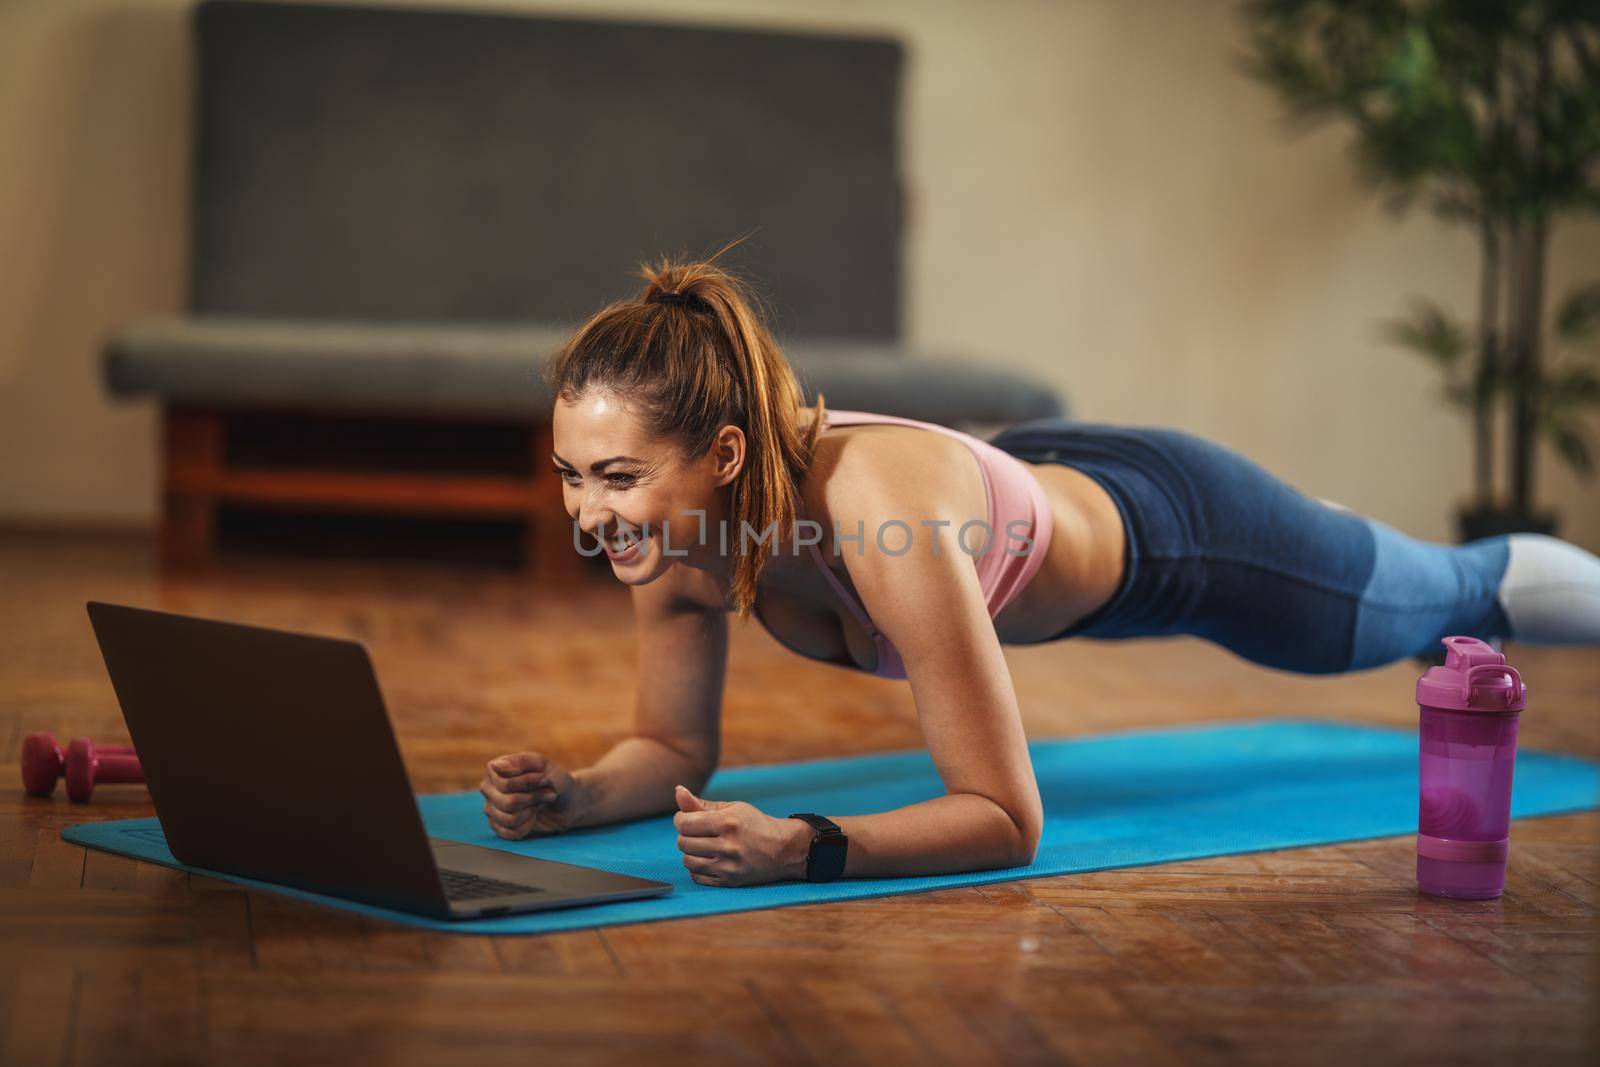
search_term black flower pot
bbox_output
[1456,506,1559,543]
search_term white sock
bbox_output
[1497,534,1600,645]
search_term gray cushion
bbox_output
[105,318,1064,425]
[784,343,1066,425]
[193,0,903,336]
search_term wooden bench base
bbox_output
[160,405,582,581]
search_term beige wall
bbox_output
[2,0,1596,546]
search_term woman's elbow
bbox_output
[1001,803,1043,867]
[1011,823,1042,867]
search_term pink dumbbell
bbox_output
[21,732,145,802]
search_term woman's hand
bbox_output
[673,784,806,887]
[479,751,586,840]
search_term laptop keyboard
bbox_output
[439,867,545,901]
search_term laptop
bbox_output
[85,601,672,920]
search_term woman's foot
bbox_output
[1496,534,1600,645]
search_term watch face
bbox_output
[810,832,849,880]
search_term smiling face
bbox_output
[551,389,746,585]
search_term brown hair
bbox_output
[545,254,826,616]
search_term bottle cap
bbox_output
[1416,636,1526,713]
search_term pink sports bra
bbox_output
[752,409,1055,679]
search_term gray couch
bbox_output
[104,0,1064,425]
[108,319,1063,425]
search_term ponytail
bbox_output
[546,253,826,616]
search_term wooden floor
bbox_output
[1,530,1596,1066]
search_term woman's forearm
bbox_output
[570,736,713,828]
[780,793,1038,880]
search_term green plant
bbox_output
[1239,0,1600,522]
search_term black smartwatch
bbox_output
[787,813,848,882]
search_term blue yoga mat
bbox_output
[63,719,1600,935]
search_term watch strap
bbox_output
[787,812,842,836]
[787,812,847,882]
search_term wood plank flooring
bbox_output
[0,530,1595,1065]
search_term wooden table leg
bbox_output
[161,406,223,570]
[524,419,586,584]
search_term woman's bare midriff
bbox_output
[991,459,1128,645]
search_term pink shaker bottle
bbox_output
[1415,636,1527,900]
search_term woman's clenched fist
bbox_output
[479,751,586,840]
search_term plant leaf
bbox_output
[1442,381,1475,410]
[1543,417,1595,478]
[1541,365,1600,409]
[1379,298,1468,365]
[1556,282,1600,345]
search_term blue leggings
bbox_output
[987,419,1511,674]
